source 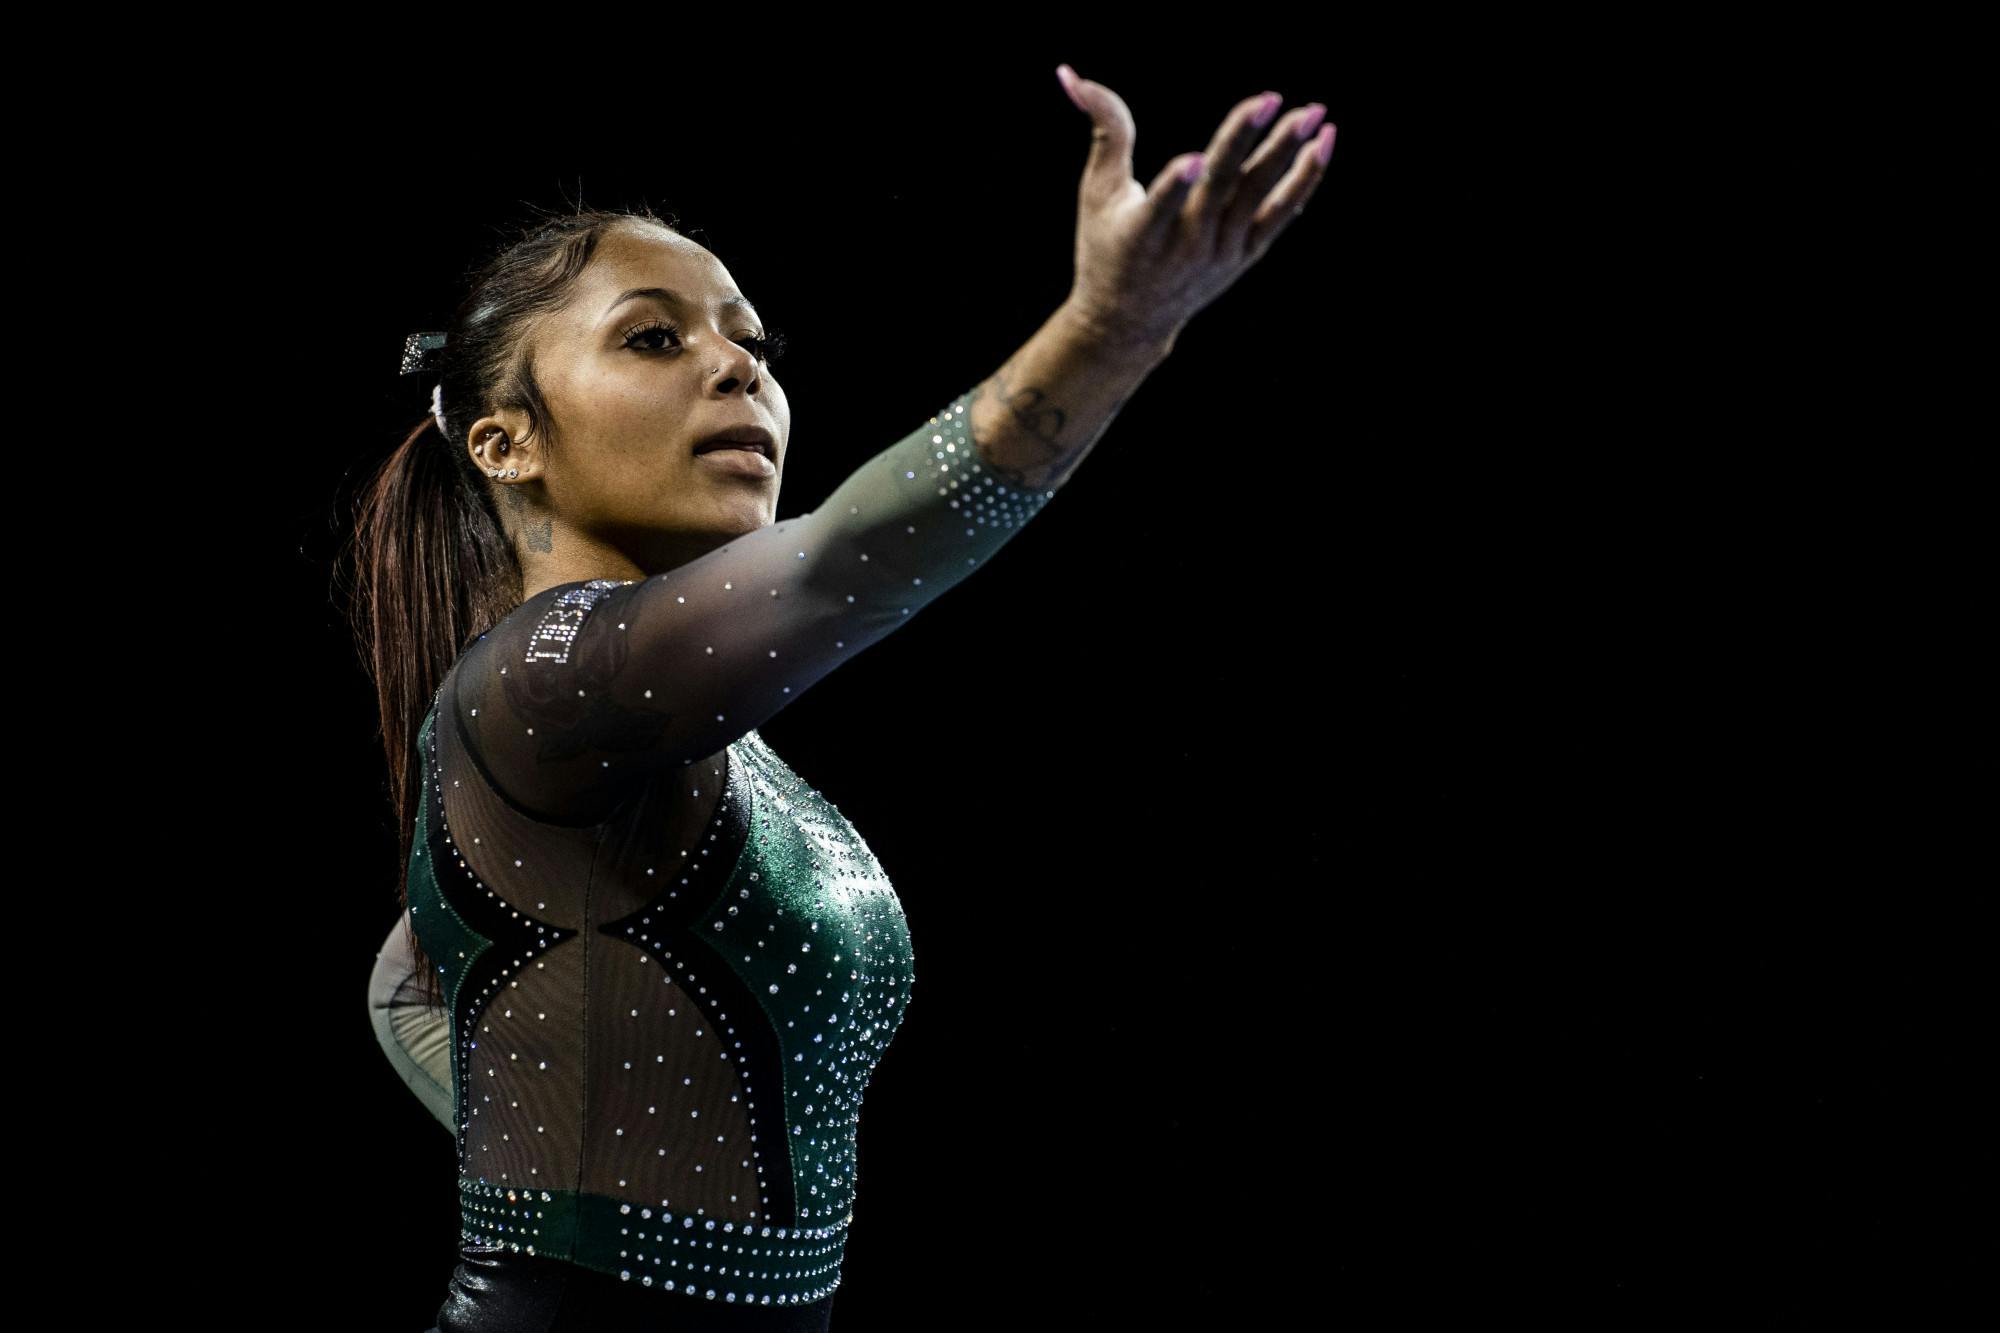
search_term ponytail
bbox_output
[336,202,684,1011]
[336,408,521,1010]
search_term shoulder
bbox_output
[507,578,642,670]
[458,579,639,666]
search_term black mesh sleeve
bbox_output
[450,385,1055,825]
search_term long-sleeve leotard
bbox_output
[449,386,1054,825]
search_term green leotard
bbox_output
[368,387,1053,1311]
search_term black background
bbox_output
[122,22,1985,1328]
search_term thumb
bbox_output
[1056,65,1134,196]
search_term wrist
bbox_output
[1057,295,1181,363]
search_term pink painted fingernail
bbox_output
[1056,64,1089,114]
[1295,104,1326,140]
[1182,154,1205,183]
[1251,92,1281,128]
[1316,125,1336,165]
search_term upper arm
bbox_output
[450,385,1054,824]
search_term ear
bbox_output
[462,410,538,483]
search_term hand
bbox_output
[1055,67,1335,350]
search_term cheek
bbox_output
[609,454,694,507]
[558,442,687,512]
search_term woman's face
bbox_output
[515,223,790,570]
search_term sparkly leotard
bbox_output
[376,388,1053,1329]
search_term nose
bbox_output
[704,335,763,395]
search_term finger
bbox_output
[1138,152,1206,248]
[1058,65,1139,204]
[1242,125,1335,262]
[1217,103,1328,255]
[1186,91,1285,230]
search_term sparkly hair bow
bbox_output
[401,331,451,437]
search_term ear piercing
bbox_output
[477,430,517,479]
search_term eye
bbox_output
[620,318,680,353]
[621,319,788,365]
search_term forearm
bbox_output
[782,300,1171,628]
[966,299,1177,493]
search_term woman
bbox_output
[350,67,1334,1333]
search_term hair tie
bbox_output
[401,331,451,435]
[400,330,447,376]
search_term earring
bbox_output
[477,429,516,479]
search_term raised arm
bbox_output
[450,301,1173,825]
[451,71,1332,826]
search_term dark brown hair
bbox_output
[335,203,683,1009]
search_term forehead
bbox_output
[573,225,739,313]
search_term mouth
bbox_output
[691,425,776,462]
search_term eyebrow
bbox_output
[604,286,761,324]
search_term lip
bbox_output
[691,425,777,461]
[695,445,777,477]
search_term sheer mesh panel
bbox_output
[452,387,1052,827]
[403,385,1054,1304]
